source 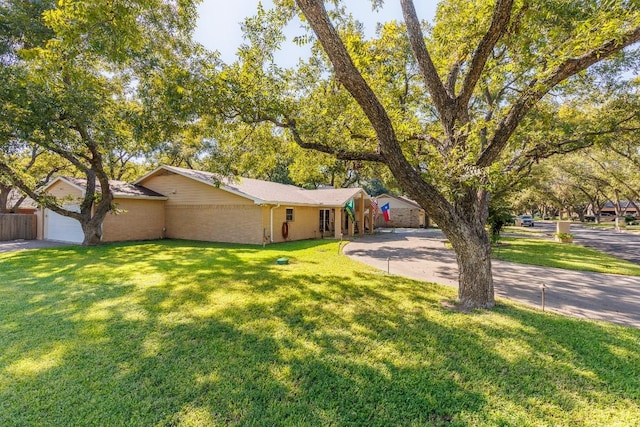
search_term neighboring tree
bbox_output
[0,0,204,244]
[0,144,68,213]
[227,0,640,308]
[510,79,640,223]
[0,0,59,212]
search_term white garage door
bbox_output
[44,206,84,243]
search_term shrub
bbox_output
[488,204,513,244]
[554,232,573,242]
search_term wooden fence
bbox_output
[0,214,37,241]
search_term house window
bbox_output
[286,208,294,222]
[319,209,330,232]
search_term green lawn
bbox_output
[493,237,640,276]
[1,240,639,426]
[502,226,546,235]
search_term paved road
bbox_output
[573,227,639,261]
[344,228,640,328]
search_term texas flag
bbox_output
[380,202,391,222]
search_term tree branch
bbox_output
[23,145,41,171]
[509,120,640,172]
[400,0,452,124]
[445,62,461,97]
[0,161,84,221]
[74,121,113,219]
[477,25,640,168]
[457,0,513,117]
[294,0,466,232]
[257,114,386,162]
[295,0,402,157]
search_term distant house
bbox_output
[6,189,37,214]
[598,201,639,217]
[374,194,426,228]
[38,165,372,245]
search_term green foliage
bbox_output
[0,240,639,425]
[553,232,574,242]
[362,177,388,197]
[487,202,514,244]
[222,0,640,201]
[0,0,208,240]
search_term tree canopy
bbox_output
[0,0,209,244]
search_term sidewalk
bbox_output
[343,229,640,328]
[0,239,72,253]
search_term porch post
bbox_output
[348,208,354,237]
[359,192,365,235]
[334,208,342,239]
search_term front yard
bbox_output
[1,240,639,426]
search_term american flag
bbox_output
[370,199,379,219]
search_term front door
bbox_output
[319,209,331,234]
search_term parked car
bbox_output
[519,215,534,227]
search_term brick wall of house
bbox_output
[140,172,254,206]
[102,198,165,242]
[375,208,424,228]
[266,205,329,243]
[140,172,265,244]
[165,204,264,244]
[46,181,83,200]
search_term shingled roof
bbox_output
[7,189,37,208]
[377,193,423,210]
[43,176,167,199]
[135,165,368,207]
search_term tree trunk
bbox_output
[445,224,495,309]
[0,186,9,213]
[81,217,104,246]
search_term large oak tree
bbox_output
[0,0,206,245]
[228,0,640,308]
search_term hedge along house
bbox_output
[133,165,373,244]
[36,176,167,244]
[374,194,426,228]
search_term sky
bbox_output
[193,0,438,65]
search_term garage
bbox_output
[44,206,84,243]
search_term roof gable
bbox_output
[376,194,423,210]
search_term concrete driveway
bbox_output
[0,239,71,253]
[344,228,640,328]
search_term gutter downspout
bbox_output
[270,204,280,243]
